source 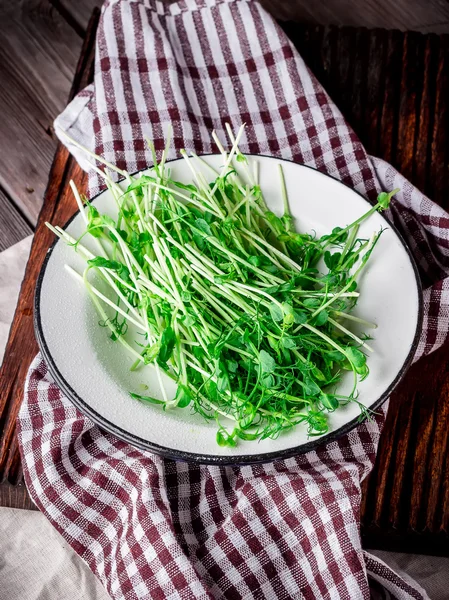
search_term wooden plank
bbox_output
[0,189,33,252]
[261,0,449,34]
[413,34,439,193]
[57,0,449,35]
[0,482,37,511]
[0,0,83,224]
[56,0,102,35]
[0,8,98,490]
[430,35,449,211]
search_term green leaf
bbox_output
[303,376,321,396]
[377,187,399,210]
[293,310,308,324]
[324,251,333,270]
[259,349,276,374]
[235,429,259,441]
[86,205,104,238]
[87,257,131,283]
[126,175,156,193]
[324,251,341,271]
[282,214,294,231]
[194,218,212,236]
[313,310,328,327]
[346,346,367,374]
[248,255,262,267]
[265,211,284,230]
[142,342,161,365]
[217,372,230,392]
[236,153,247,163]
[175,384,192,408]
[216,429,237,447]
[130,392,165,405]
[303,298,321,309]
[320,393,339,410]
[226,360,238,373]
[157,326,176,367]
[277,233,292,242]
[261,373,276,388]
[331,226,347,241]
[180,313,195,327]
[307,411,329,435]
[281,336,296,349]
[269,303,283,322]
[251,185,261,198]
[267,335,278,351]
[139,232,150,244]
[102,215,116,228]
[174,181,198,193]
[87,257,119,269]
[282,303,295,320]
[312,366,326,382]
[327,350,346,362]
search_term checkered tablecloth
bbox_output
[18,1,449,598]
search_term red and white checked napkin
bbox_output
[18,0,449,598]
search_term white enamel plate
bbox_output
[35,155,422,464]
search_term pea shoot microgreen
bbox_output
[48,125,398,446]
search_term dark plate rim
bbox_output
[34,154,424,465]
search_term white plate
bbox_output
[35,155,422,464]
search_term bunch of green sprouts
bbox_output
[47,124,398,447]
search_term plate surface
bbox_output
[35,155,422,464]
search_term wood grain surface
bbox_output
[0,9,98,506]
[56,0,102,34]
[0,482,36,511]
[1,16,449,554]
[264,0,449,34]
[0,0,83,224]
[0,191,33,252]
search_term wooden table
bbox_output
[1,15,449,555]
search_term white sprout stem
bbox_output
[328,317,374,353]
[190,152,220,176]
[66,266,145,329]
[278,164,289,218]
[209,124,245,197]
[57,127,128,178]
[70,180,88,224]
[47,223,139,296]
[180,149,223,213]
[333,311,377,328]
[79,269,145,362]
[212,130,227,156]
[231,281,284,310]
[253,160,259,184]
[241,228,300,272]
[310,232,378,318]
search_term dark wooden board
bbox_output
[263,0,449,34]
[0,190,33,252]
[0,482,37,511]
[56,0,102,35]
[0,8,97,488]
[0,0,83,225]
[59,0,449,35]
[1,17,449,555]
